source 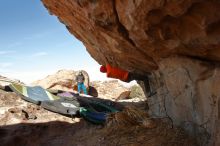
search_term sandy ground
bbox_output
[0,89,198,146]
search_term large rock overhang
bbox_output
[41,1,220,145]
[41,0,220,74]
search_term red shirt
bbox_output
[106,64,129,81]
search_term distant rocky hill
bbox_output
[32,69,130,100]
[90,80,129,100]
[0,75,23,85]
[32,69,89,92]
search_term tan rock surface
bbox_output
[90,80,129,100]
[0,75,23,87]
[0,89,77,126]
[42,0,220,74]
[32,69,89,92]
[145,57,220,146]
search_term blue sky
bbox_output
[0,0,107,83]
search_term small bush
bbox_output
[129,85,145,99]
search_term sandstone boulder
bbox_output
[32,69,89,92]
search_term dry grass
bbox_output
[106,106,156,129]
[94,106,199,146]
[66,106,198,146]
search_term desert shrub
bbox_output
[129,84,145,99]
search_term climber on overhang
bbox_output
[100,64,156,97]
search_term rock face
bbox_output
[0,75,23,87]
[41,0,220,145]
[148,57,220,146]
[90,80,129,100]
[32,69,90,92]
[42,0,220,74]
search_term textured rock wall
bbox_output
[41,0,220,145]
[147,57,220,145]
[42,0,220,74]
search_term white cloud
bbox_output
[1,70,55,84]
[0,62,13,68]
[0,65,108,85]
[32,52,48,57]
[0,68,10,73]
[0,50,16,55]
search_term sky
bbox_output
[0,0,109,84]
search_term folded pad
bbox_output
[9,83,59,105]
[41,97,81,116]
